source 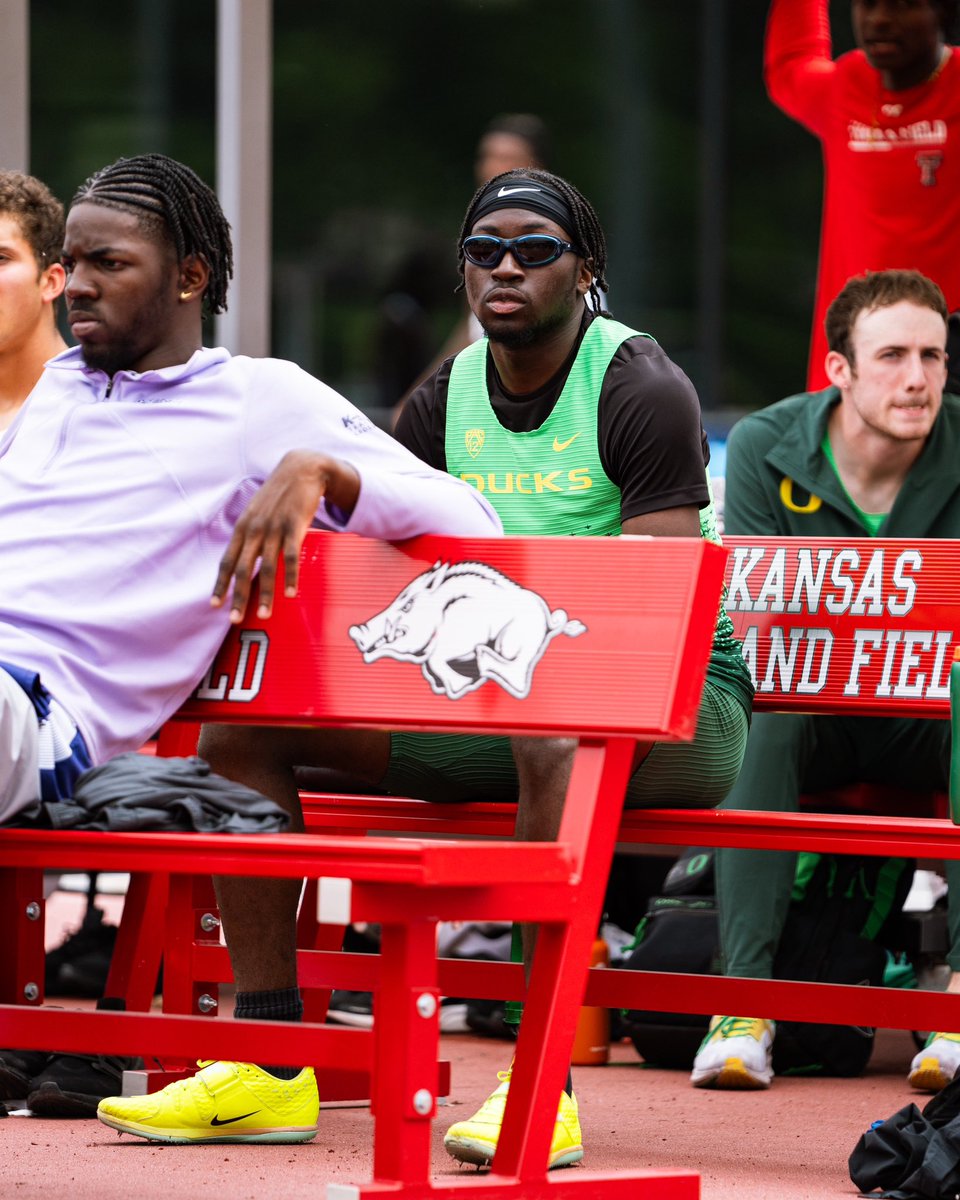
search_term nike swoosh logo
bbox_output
[210,1109,261,1126]
[553,433,581,452]
[497,186,541,197]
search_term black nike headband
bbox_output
[468,176,576,238]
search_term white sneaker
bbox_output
[908,1032,960,1092]
[902,869,948,913]
[690,1016,775,1089]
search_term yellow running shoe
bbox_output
[908,1032,960,1092]
[96,1060,319,1143]
[443,1067,583,1169]
[690,1016,775,1089]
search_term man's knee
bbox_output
[510,735,576,788]
[724,712,815,811]
[200,722,390,786]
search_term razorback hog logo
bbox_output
[348,560,587,699]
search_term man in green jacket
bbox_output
[691,268,960,1092]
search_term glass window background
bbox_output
[27,0,855,429]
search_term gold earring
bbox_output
[179,289,192,301]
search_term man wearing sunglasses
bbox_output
[391,169,754,1167]
[198,169,752,1169]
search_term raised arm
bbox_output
[765,0,837,131]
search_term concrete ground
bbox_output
[0,889,929,1198]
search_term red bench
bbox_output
[620,534,960,1034]
[142,535,960,1046]
[0,530,724,1200]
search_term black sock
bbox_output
[233,986,303,1080]
[565,1068,573,1097]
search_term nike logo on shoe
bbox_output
[553,433,580,452]
[210,1110,261,1126]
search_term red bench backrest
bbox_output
[724,536,959,718]
[176,531,726,741]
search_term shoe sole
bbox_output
[908,1058,952,1092]
[548,1147,584,1169]
[0,1067,32,1103]
[28,1084,101,1118]
[325,1010,374,1029]
[439,1003,470,1033]
[97,1112,319,1144]
[691,1056,772,1089]
[444,1134,583,1170]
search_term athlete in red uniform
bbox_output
[765,0,960,388]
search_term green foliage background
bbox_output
[27,0,857,425]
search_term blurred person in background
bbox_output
[765,0,960,389]
[391,114,552,425]
[474,112,551,187]
[0,170,66,432]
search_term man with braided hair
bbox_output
[0,151,501,1122]
[195,169,753,1167]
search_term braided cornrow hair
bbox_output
[456,167,610,316]
[72,153,233,315]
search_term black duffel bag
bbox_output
[619,848,914,1077]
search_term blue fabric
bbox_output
[0,659,51,720]
[0,660,91,803]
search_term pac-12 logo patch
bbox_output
[342,414,373,435]
[465,428,485,458]
[348,560,586,699]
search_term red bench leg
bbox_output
[163,874,221,1016]
[298,876,342,1024]
[492,738,635,1179]
[0,866,45,1005]
[370,918,440,1186]
[102,871,168,1011]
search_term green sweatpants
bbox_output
[717,711,960,977]
[382,678,749,811]
[383,679,749,1030]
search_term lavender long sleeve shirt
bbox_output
[0,347,501,764]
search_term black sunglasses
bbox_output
[462,234,584,269]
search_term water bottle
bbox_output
[571,937,610,1065]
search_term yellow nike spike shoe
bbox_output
[96,1060,319,1144]
[443,1068,583,1169]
